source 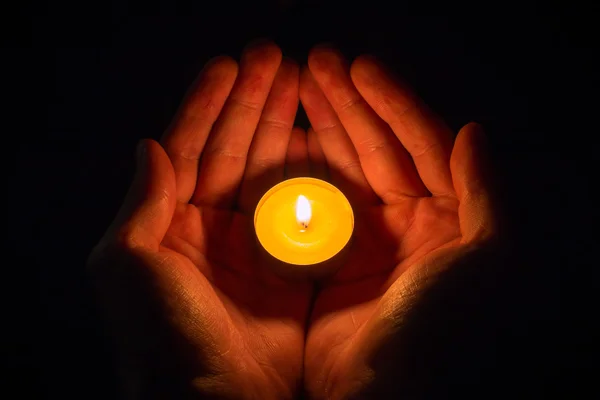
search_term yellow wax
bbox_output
[254,178,354,265]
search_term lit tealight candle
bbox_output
[254,178,354,271]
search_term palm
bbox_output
[304,197,462,391]
[332,198,461,282]
[155,202,310,395]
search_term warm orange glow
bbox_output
[254,177,354,266]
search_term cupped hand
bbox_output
[299,48,500,399]
[87,42,312,400]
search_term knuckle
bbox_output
[357,138,388,157]
[230,95,262,112]
[261,117,292,132]
[171,146,201,161]
[338,95,363,112]
[251,156,280,169]
[411,141,439,158]
[338,158,362,171]
[389,98,418,120]
[317,123,343,136]
[185,94,221,119]
[207,146,246,161]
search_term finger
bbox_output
[450,123,497,243]
[106,139,177,250]
[307,127,328,181]
[160,56,238,203]
[285,127,310,178]
[237,58,299,213]
[308,48,427,202]
[191,41,283,207]
[351,55,456,197]
[299,66,378,206]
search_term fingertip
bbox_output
[288,126,307,149]
[288,126,308,151]
[351,54,376,68]
[454,122,486,154]
[307,47,326,73]
[463,121,484,131]
[242,39,282,67]
[278,56,300,80]
[451,122,489,194]
[350,55,409,96]
[203,55,238,74]
[291,126,305,136]
[351,54,384,70]
[451,122,497,242]
[307,45,345,75]
[143,137,159,148]
[465,121,487,144]
[196,56,239,92]
[349,54,378,85]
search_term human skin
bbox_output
[87,42,499,399]
[88,42,312,399]
[299,47,499,399]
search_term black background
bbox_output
[23,2,595,398]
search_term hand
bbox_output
[87,42,312,399]
[299,48,500,398]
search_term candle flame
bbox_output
[296,195,312,229]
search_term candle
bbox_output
[254,178,354,270]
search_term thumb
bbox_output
[106,139,177,250]
[450,122,498,244]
